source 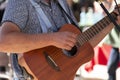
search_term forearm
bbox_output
[0,32,53,53]
[0,22,78,53]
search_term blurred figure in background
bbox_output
[67,0,81,22]
[79,0,94,26]
[79,0,109,30]
[103,0,120,80]
[67,0,94,23]
[105,27,120,80]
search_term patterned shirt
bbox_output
[2,0,71,34]
[1,0,78,79]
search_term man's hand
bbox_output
[50,31,78,50]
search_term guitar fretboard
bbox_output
[77,12,117,47]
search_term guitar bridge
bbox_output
[44,51,61,71]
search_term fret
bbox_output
[104,16,111,24]
[81,33,86,42]
[77,36,83,46]
[91,27,96,36]
[93,25,100,34]
[79,40,83,46]
[86,30,93,40]
[95,23,102,31]
[84,31,91,41]
[83,32,89,41]
[99,19,106,29]
[98,20,104,29]
[89,27,96,35]
[84,28,94,41]
[97,24,102,31]
[79,32,89,45]
[81,34,86,43]
[78,35,84,46]
[77,36,81,44]
[85,30,92,39]
[100,20,105,27]
[94,29,98,35]
[90,24,100,37]
[84,31,90,41]
[93,28,98,35]
[102,18,108,27]
[104,18,110,25]
[77,12,117,46]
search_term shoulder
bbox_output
[4,0,30,14]
[8,0,28,3]
[2,0,32,30]
[7,0,30,8]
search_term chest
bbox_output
[23,0,68,33]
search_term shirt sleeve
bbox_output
[1,0,28,31]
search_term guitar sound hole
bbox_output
[62,46,77,57]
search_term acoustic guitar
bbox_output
[21,12,117,80]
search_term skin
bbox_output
[0,22,77,53]
[0,2,120,80]
[0,3,120,54]
[0,0,77,54]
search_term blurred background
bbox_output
[0,0,120,80]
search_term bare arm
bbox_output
[0,22,77,53]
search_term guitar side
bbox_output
[23,24,94,80]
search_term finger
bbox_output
[61,40,75,50]
[65,31,77,38]
[63,44,73,50]
[70,33,78,39]
[67,36,76,44]
[66,40,76,48]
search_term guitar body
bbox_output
[23,24,94,80]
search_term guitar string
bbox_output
[76,12,115,47]
[50,13,116,59]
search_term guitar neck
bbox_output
[77,12,117,48]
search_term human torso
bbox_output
[2,0,75,79]
[18,0,69,61]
